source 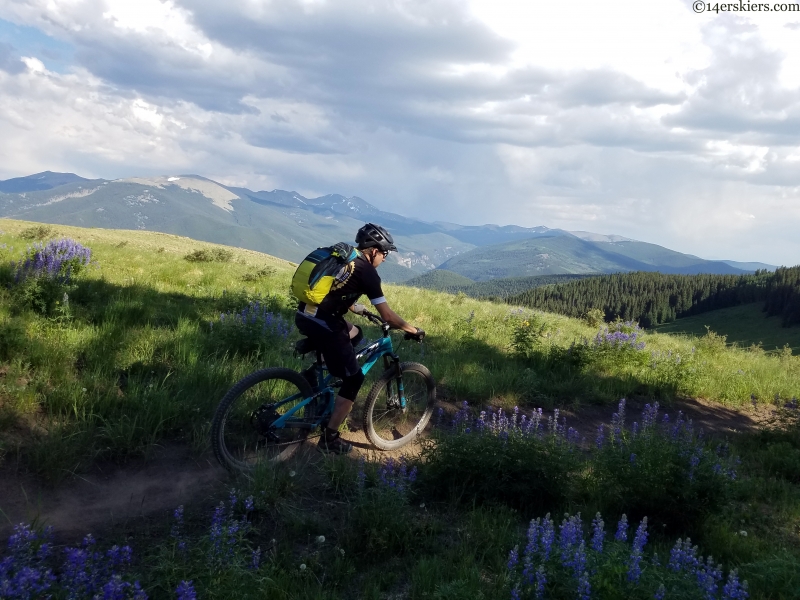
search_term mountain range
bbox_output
[0,171,777,282]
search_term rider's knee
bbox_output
[339,370,365,401]
[349,325,364,348]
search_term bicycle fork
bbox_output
[383,354,407,410]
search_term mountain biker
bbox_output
[295,223,425,454]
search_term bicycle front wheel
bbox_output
[211,368,315,473]
[362,362,436,451]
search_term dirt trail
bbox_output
[0,397,776,541]
[0,445,227,540]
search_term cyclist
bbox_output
[295,223,425,454]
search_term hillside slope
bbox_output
[0,172,773,283]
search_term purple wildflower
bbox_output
[615,514,628,542]
[627,517,648,582]
[590,513,604,553]
[176,580,197,600]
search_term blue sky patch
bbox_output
[0,18,73,73]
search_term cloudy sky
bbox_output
[1,0,799,265]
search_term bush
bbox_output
[184,248,233,263]
[585,400,738,533]
[19,225,55,240]
[241,266,277,282]
[511,313,549,358]
[208,299,293,355]
[10,238,92,316]
[507,511,749,599]
[347,457,426,562]
[584,307,606,328]
[419,403,583,513]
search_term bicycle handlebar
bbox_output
[359,310,425,342]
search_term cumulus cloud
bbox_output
[0,0,799,264]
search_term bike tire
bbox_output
[362,362,436,451]
[211,368,315,473]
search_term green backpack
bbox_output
[291,242,360,311]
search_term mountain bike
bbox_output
[211,310,436,472]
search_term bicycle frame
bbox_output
[269,325,404,430]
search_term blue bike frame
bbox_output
[270,333,403,430]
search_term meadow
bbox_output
[654,303,800,354]
[0,218,799,599]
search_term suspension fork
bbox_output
[383,353,406,408]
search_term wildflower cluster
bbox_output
[448,402,581,446]
[209,297,293,354]
[376,457,418,496]
[13,238,92,284]
[592,400,739,531]
[212,301,292,338]
[593,320,646,351]
[424,403,583,512]
[0,524,145,600]
[207,490,255,566]
[508,512,748,599]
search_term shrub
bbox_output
[209,299,293,355]
[507,512,749,599]
[10,238,92,315]
[347,457,425,561]
[584,307,605,328]
[511,313,549,358]
[19,224,55,240]
[586,400,738,532]
[241,266,277,282]
[419,403,583,513]
[183,248,233,263]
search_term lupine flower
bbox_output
[590,513,604,553]
[176,580,197,600]
[576,570,591,600]
[507,546,519,571]
[614,514,628,542]
[251,547,262,570]
[654,584,666,599]
[722,569,749,599]
[534,565,546,599]
[627,517,648,582]
[14,238,92,284]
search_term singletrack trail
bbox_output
[0,396,774,540]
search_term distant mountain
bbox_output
[437,233,752,280]
[0,171,769,282]
[720,260,777,272]
[0,171,92,193]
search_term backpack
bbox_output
[291,242,361,310]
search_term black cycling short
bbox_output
[295,312,360,379]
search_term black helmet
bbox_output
[355,223,397,253]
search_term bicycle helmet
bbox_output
[355,223,397,253]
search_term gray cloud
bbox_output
[0,42,24,74]
[2,1,800,265]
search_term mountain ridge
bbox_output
[0,171,777,281]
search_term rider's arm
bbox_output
[374,302,417,334]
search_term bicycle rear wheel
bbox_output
[362,362,436,451]
[211,368,316,472]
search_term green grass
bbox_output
[1,219,800,599]
[655,302,800,354]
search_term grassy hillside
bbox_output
[655,302,800,353]
[1,218,798,477]
[1,220,799,599]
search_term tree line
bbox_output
[507,268,800,328]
